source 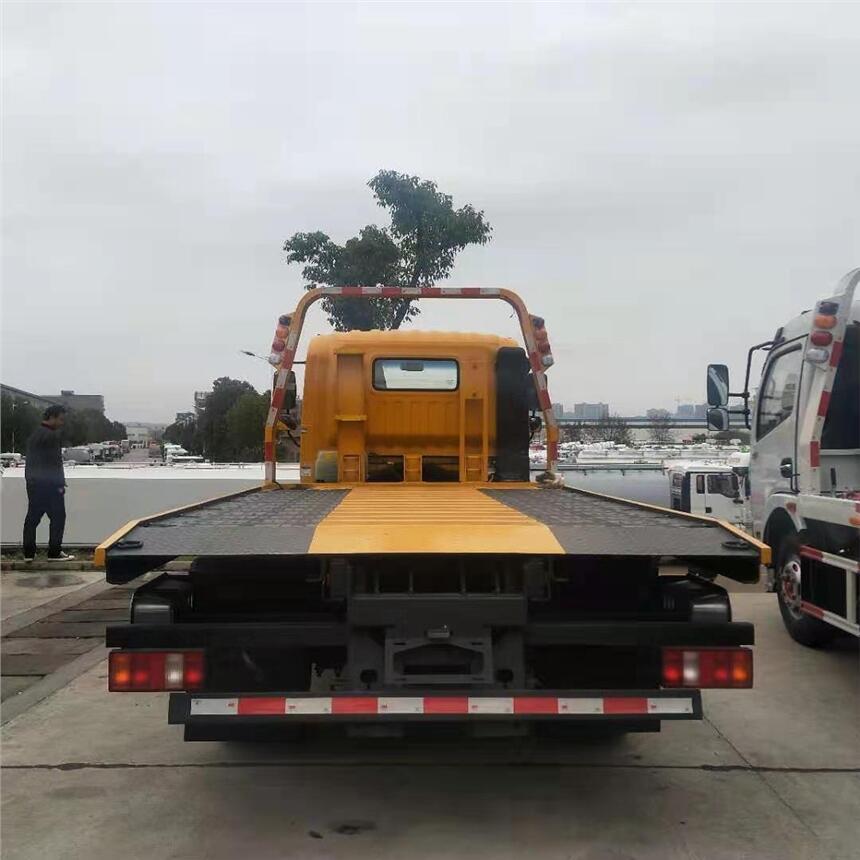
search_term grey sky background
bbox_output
[3,1,859,423]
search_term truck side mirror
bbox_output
[284,370,297,411]
[273,370,298,412]
[707,407,729,431]
[707,364,730,406]
[525,374,540,412]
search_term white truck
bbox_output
[666,459,750,529]
[706,269,859,645]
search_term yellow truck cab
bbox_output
[99,285,768,742]
[300,330,530,485]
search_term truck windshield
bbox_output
[373,358,459,391]
[707,473,739,499]
[756,346,802,439]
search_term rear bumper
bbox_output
[170,689,702,725]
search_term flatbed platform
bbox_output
[97,483,768,583]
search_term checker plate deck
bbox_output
[102,484,763,581]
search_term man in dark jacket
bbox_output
[23,405,75,561]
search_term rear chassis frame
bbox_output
[107,563,753,736]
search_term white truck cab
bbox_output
[706,269,859,645]
[666,460,750,529]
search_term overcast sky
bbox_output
[3,1,859,423]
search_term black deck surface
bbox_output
[105,486,758,571]
[482,488,753,558]
[113,489,348,560]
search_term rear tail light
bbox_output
[662,647,752,689]
[530,315,554,369]
[813,313,837,329]
[805,347,830,364]
[810,330,832,346]
[109,650,205,692]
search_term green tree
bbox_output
[284,170,492,331]
[1,394,41,452]
[63,410,126,446]
[226,391,270,461]
[196,377,258,461]
[163,418,199,452]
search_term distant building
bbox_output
[174,412,196,426]
[573,402,610,420]
[194,391,211,412]
[551,402,564,419]
[676,403,709,419]
[0,383,58,412]
[126,424,153,449]
[646,408,672,419]
[40,389,105,414]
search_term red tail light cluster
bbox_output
[268,314,293,366]
[806,300,840,364]
[109,650,205,692]
[530,315,554,368]
[662,647,752,689]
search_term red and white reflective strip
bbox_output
[798,543,859,635]
[800,600,860,636]
[318,286,502,298]
[799,544,860,574]
[189,694,695,717]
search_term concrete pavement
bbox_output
[1,569,104,623]
[1,594,858,859]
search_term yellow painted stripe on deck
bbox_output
[308,485,565,554]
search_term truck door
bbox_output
[706,472,742,522]
[749,342,804,534]
[692,472,707,515]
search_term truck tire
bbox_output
[775,534,837,648]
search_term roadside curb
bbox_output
[1,561,100,572]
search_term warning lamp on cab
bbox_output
[530,315,555,368]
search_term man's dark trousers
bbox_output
[23,483,66,558]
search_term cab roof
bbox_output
[307,329,521,354]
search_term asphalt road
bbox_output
[1,593,858,860]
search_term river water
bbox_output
[556,471,669,506]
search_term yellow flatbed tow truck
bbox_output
[98,287,768,740]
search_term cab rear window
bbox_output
[372,358,459,391]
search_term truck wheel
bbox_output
[775,536,836,648]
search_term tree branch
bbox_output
[391,299,413,330]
